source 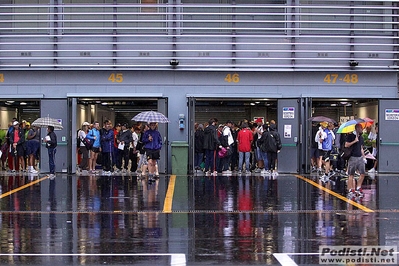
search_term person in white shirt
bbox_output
[220,120,234,174]
[129,126,140,173]
[315,122,328,174]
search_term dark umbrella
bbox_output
[308,116,336,123]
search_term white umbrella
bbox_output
[131,111,169,123]
[31,116,63,130]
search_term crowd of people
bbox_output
[0,118,58,178]
[194,117,282,177]
[311,120,378,200]
[76,120,163,181]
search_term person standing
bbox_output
[194,123,205,172]
[116,123,133,173]
[44,126,57,179]
[259,123,282,177]
[26,125,40,174]
[220,120,234,175]
[254,118,265,173]
[100,120,114,175]
[367,122,378,174]
[9,121,26,173]
[129,126,140,173]
[112,123,122,171]
[203,118,221,175]
[77,122,90,173]
[137,124,149,175]
[86,121,101,174]
[236,122,253,175]
[6,118,17,172]
[142,122,162,181]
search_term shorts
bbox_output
[311,147,319,158]
[322,150,331,162]
[91,147,100,153]
[146,149,160,160]
[347,156,366,175]
[27,140,40,158]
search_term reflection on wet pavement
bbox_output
[0,172,397,265]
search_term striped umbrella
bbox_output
[131,111,169,123]
[31,116,63,130]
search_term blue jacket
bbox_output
[86,128,101,148]
[322,128,333,151]
[101,129,114,153]
[142,129,162,150]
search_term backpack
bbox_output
[261,131,282,153]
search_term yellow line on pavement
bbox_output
[163,175,176,213]
[0,176,49,199]
[295,175,374,213]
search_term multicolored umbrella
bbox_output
[337,118,373,134]
[31,116,63,130]
[359,117,374,129]
[131,111,169,123]
[308,116,336,123]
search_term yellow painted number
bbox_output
[224,73,240,83]
[0,74,4,82]
[323,74,358,84]
[108,73,123,83]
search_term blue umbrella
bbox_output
[131,110,169,123]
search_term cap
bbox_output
[255,118,263,123]
[82,122,90,126]
[116,123,121,127]
[122,123,128,127]
[218,124,224,128]
[198,124,204,129]
[13,121,19,126]
[25,122,30,126]
[22,120,27,124]
[320,122,328,127]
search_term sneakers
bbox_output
[368,168,376,174]
[30,169,39,174]
[347,189,356,199]
[319,174,329,183]
[222,170,232,175]
[328,170,336,177]
[49,174,56,180]
[245,170,251,175]
[355,187,364,198]
[271,171,278,177]
[261,169,270,175]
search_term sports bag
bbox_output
[82,137,93,149]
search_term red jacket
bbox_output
[237,128,253,152]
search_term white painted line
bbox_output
[273,253,298,266]
[0,253,186,265]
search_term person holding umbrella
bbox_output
[44,125,57,179]
[345,123,366,199]
[142,122,162,181]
